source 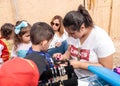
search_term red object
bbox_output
[0,58,39,86]
[56,54,61,60]
[80,49,90,61]
[70,45,90,61]
[70,45,79,57]
[0,39,10,62]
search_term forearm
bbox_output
[79,62,103,70]
[62,50,71,60]
[71,54,114,70]
[70,60,103,70]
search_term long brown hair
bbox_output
[14,20,31,50]
[51,15,64,37]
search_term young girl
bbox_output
[47,15,68,56]
[0,23,15,62]
[11,20,31,58]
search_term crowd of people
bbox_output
[0,4,115,86]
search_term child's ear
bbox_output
[41,40,48,46]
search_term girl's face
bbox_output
[22,31,30,43]
[51,19,60,31]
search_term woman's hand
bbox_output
[70,60,80,69]
[55,42,62,47]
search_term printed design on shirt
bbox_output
[80,49,90,61]
[70,45,80,58]
[70,45,90,61]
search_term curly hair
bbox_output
[1,23,15,40]
[14,20,31,50]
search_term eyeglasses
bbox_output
[51,22,60,27]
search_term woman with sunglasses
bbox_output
[47,15,68,56]
[53,5,115,82]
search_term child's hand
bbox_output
[53,53,64,60]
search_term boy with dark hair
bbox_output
[25,22,54,76]
[0,23,15,62]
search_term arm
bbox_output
[99,54,113,69]
[61,50,71,60]
[53,45,71,60]
[70,54,114,70]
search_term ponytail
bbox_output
[78,5,93,28]
[63,4,94,31]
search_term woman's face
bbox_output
[65,24,86,39]
[51,19,60,31]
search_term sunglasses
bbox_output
[51,22,60,27]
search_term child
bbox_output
[11,20,31,58]
[0,57,39,86]
[25,22,54,70]
[0,23,15,62]
[25,22,55,86]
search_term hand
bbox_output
[55,42,62,47]
[53,53,61,58]
[70,60,80,69]
[53,53,64,60]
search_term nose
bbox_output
[68,33,74,37]
[68,33,72,37]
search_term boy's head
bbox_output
[30,22,54,51]
[1,23,15,40]
[0,58,39,86]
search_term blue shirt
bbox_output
[26,47,54,69]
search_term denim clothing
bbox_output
[26,47,54,68]
[47,40,68,56]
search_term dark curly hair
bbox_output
[14,20,31,50]
[1,23,15,40]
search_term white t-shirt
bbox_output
[66,37,81,60]
[67,25,115,78]
[11,42,32,58]
[49,31,68,49]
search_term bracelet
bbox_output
[58,66,63,81]
[61,66,66,76]
[54,67,57,77]
[50,68,54,78]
